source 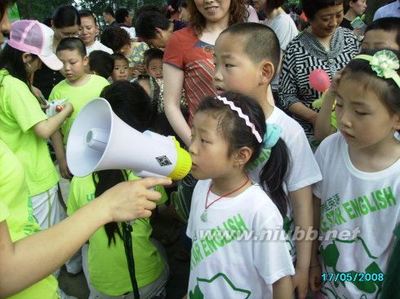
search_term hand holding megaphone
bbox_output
[99,177,172,221]
[66,98,192,179]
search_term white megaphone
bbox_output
[66,98,192,180]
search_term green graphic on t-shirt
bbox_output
[190,213,249,270]
[321,237,383,298]
[321,187,396,233]
[189,273,251,299]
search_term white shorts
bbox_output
[30,184,66,230]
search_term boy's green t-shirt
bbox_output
[48,74,109,144]
[0,140,59,299]
[0,70,58,196]
[67,172,167,296]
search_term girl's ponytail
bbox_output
[260,138,290,218]
[93,169,127,246]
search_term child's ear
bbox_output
[259,60,275,85]
[83,55,89,66]
[393,113,400,131]
[233,146,253,168]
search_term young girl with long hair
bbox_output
[187,92,294,298]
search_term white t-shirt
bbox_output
[187,180,294,298]
[246,5,260,23]
[86,40,113,55]
[314,133,400,299]
[263,12,298,90]
[121,26,136,40]
[249,107,322,258]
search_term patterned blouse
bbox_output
[278,27,360,137]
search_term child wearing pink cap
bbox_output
[0,19,73,299]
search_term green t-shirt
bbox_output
[49,74,109,144]
[0,70,59,196]
[67,171,167,296]
[0,140,59,299]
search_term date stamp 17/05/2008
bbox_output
[321,272,384,282]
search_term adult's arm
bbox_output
[0,177,171,297]
[33,102,73,139]
[278,49,318,125]
[163,63,191,146]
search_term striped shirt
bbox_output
[164,27,217,123]
[278,27,360,137]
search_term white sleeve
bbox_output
[246,5,260,23]
[252,208,295,284]
[186,180,204,239]
[285,129,322,192]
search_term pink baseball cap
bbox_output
[8,20,63,71]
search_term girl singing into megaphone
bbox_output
[67,81,170,299]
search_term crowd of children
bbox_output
[0,0,400,299]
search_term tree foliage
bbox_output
[17,0,166,22]
[17,0,74,22]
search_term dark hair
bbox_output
[339,49,400,115]
[100,26,130,53]
[187,0,248,35]
[166,0,183,18]
[0,0,15,20]
[89,50,113,79]
[56,37,87,57]
[196,92,289,217]
[0,44,37,86]
[135,4,162,19]
[104,6,115,18]
[301,0,343,20]
[265,0,285,15]
[96,81,154,246]
[112,53,130,65]
[42,17,52,27]
[115,8,129,24]
[135,11,170,40]
[144,48,164,67]
[365,17,400,50]
[52,5,80,28]
[220,23,281,75]
[79,9,97,25]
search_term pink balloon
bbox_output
[309,69,331,92]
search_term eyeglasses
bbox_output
[57,29,81,38]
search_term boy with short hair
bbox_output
[49,37,109,144]
[362,17,400,51]
[213,22,322,299]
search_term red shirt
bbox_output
[164,27,217,122]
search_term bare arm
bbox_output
[0,177,171,297]
[50,130,71,179]
[290,186,313,299]
[33,102,73,139]
[273,276,294,299]
[163,63,191,147]
[314,91,336,141]
[289,103,318,126]
[309,195,322,292]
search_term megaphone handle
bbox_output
[122,222,140,299]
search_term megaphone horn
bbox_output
[66,98,191,179]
